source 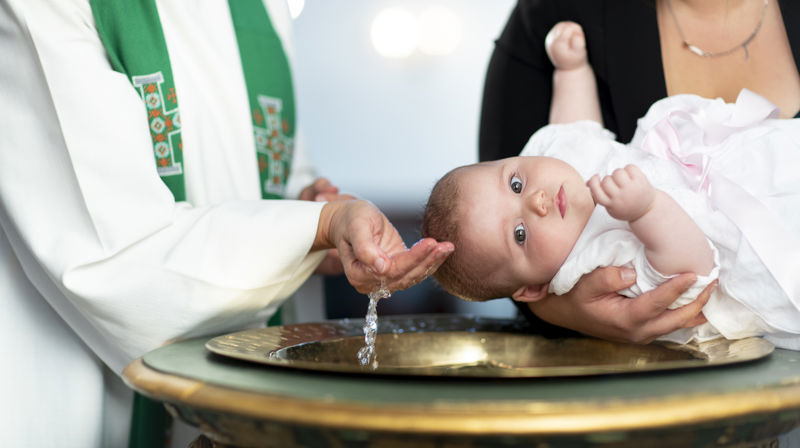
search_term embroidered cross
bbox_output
[253,95,293,196]
[132,72,183,176]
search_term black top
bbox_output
[479,0,800,336]
[479,0,800,162]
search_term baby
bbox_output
[422,22,800,349]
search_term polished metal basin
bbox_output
[206,314,773,377]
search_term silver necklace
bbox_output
[665,0,769,59]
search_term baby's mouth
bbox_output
[557,186,566,218]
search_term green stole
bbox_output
[90,0,295,446]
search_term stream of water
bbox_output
[357,284,391,369]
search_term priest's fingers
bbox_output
[299,177,334,201]
[346,230,391,278]
[339,248,389,294]
[383,240,454,291]
[327,201,399,292]
[317,192,356,202]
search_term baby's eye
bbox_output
[510,175,523,194]
[514,223,526,245]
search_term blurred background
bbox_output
[290,0,518,320]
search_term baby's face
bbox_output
[457,156,595,293]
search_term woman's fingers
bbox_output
[629,273,699,321]
[629,278,716,343]
[524,265,714,344]
[574,265,637,298]
[681,312,708,329]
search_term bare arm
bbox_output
[550,66,602,125]
[545,22,602,125]
[588,165,715,276]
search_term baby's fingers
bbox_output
[601,175,621,198]
[611,167,638,189]
[624,164,645,179]
[587,175,611,205]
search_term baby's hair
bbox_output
[421,166,516,302]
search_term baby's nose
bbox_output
[526,190,548,216]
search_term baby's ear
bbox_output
[511,282,550,302]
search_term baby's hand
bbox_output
[545,21,588,71]
[588,165,655,222]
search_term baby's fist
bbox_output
[545,21,588,71]
[588,165,655,222]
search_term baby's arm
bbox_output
[545,22,602,124]
[588,165,715,276]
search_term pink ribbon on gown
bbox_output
[640,89,800,309]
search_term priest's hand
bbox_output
[526,266,716,344]
[299,177,356,275]
[298,177,355,203]
[314,199,454,294]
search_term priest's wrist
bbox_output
[312,199,351,251]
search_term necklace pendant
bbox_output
[667,0,768,60]
[686,43,708,58]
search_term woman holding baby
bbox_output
[477,0,800,343]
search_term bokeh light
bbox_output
[370,7,420,58]
[418,6,461,55]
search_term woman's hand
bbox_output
[315,199,454,294]
[527,266,716,343]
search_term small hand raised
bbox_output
[588,165,655,222]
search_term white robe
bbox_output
[0,1,326,446]
[522,92,800,350]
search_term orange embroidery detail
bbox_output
[253,109,264,125]
[167,87,177,104]
[158,157,169,167]
[149,108,161,119]
[145,83,157,94]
